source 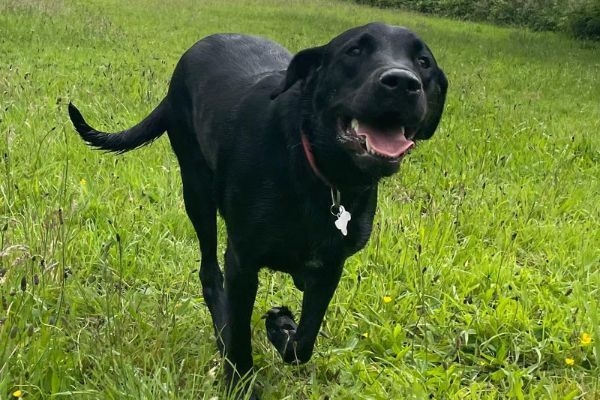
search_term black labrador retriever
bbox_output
[69,22,447,394]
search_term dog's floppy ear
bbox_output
[416,68,448,140]
[271,46,324,99]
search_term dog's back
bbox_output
[165,34,292,171]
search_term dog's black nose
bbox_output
[379,69,422,94]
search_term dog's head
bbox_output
[273,23,448,183]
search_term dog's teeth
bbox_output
[365,138,371,153]
[351,118,359,133]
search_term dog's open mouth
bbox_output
[339,117,415,161]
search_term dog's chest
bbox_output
[230,202,371,273]
[221,171,377,271]
[259,228,349,273]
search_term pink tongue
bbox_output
[357,123,414,158]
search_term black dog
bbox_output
[69,22,447,394]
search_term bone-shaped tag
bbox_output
[334,206,351,236]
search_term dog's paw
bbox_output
[263,306,299,363]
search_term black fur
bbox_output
[69,23,447,397]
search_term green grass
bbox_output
[1,0,599,399]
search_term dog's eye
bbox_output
[417,56,431,69]
[346,46,362,56]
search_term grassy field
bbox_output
[1,0,599,398]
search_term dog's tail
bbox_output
[68,100,168,154]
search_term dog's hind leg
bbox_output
[179,163,228,352]
[176,139,257,396]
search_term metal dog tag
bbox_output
[334,206,351,236]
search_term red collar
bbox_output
[300,132,333,188]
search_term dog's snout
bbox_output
[379,69,422,94]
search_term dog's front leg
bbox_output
[265,263,343,364]
[222,245,259,391]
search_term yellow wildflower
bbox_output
[361,332,369,338]
[12,390,23,398]
[80,178,87,186]
[565,357,575,366]
[581,332,592,346]
[383,296,392,304]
